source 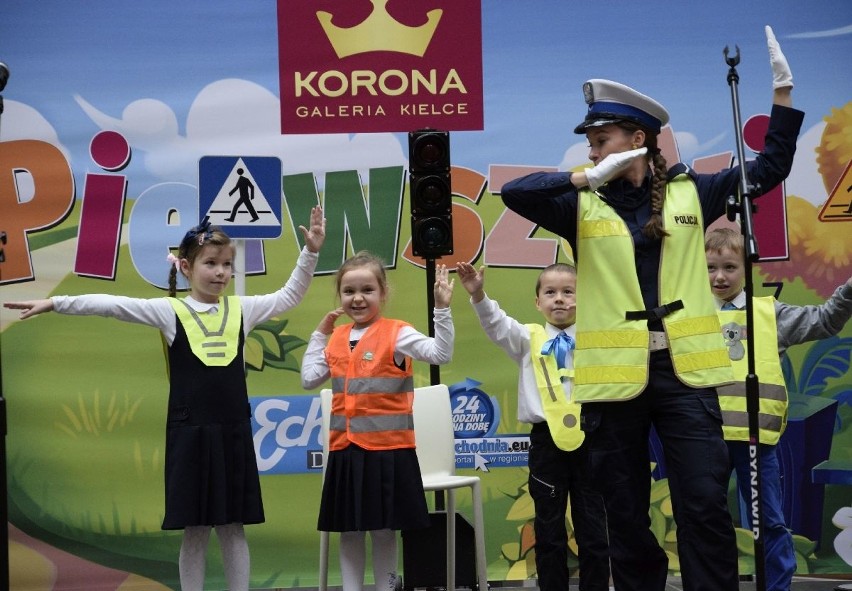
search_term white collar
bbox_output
[714,290,747,310]
[182,295,221,314]
[545,323,576,338]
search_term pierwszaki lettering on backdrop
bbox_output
[276,0,484,134]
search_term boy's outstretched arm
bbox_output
[776,275,852,352]
[4,299,54,320]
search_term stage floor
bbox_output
[279,576,852,591]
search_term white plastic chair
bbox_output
[318,385,489,591]
[413,384,489,591]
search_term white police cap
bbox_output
[573,79,670,134]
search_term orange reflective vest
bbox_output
[325,317,416,451]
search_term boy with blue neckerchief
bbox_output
[457,261,610,591]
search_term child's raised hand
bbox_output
[3,299,54,320]
[456,262,485,299]
[317,307,345,335]
[433,264,455,309]
[300,205,326,253]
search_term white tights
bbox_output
[179,523,250,591]
[339,529,398,591]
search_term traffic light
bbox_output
[409,129,453,258]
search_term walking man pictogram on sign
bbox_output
[199,155,282,239]
[226,168,260,222]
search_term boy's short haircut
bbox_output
[705,227,744,257]
[535,263,577,295]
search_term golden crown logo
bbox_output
[317,0,442,58]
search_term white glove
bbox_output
[766,25,793,90]
[585,147,648,190]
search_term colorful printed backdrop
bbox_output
[1,2,851,589]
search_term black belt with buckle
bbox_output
[625,300,684,321]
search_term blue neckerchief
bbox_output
[540,332,574,369]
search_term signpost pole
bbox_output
[234,239,246,297]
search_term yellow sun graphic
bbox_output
[816,101,852,195]
[759,102,852,298]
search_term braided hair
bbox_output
[167,218,233,297]
[615,121,670,240]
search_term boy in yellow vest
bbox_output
[457,261,610,591]
[706,227,852,591]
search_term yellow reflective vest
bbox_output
[169,296,241,366]
[573,175,734,402]
[527,324,584,451]
[716,297,788,444]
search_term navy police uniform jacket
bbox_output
[501,104,804,332]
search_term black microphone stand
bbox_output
[0,59,10,591]
[723,45,765,591]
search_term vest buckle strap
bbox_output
[649,331,668,351]
[625,300,684,321]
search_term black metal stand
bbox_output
[0,60,11,591]
[724,44,765,591]
[425,258,440,386]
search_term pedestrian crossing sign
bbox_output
[198,156,283,239]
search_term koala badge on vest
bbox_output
[721,322,748,361]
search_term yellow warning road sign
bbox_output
[818,159,852,222]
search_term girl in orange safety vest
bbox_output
[301,251,455,591]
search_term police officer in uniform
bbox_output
[500,26,803,591]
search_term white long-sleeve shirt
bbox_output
[470,293,574,424]
[300,307,454,390]
[51,247,318,344]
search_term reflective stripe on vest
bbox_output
[574,175,733,402]
[169,296,241,366]
[325,317,416,451]
[716,297,788,444]
[527,325,584,451]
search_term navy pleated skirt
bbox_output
[318,444,429,532]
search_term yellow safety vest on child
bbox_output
[169,296,242,366]
[527,324,584,451]
[716,297,788,444]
